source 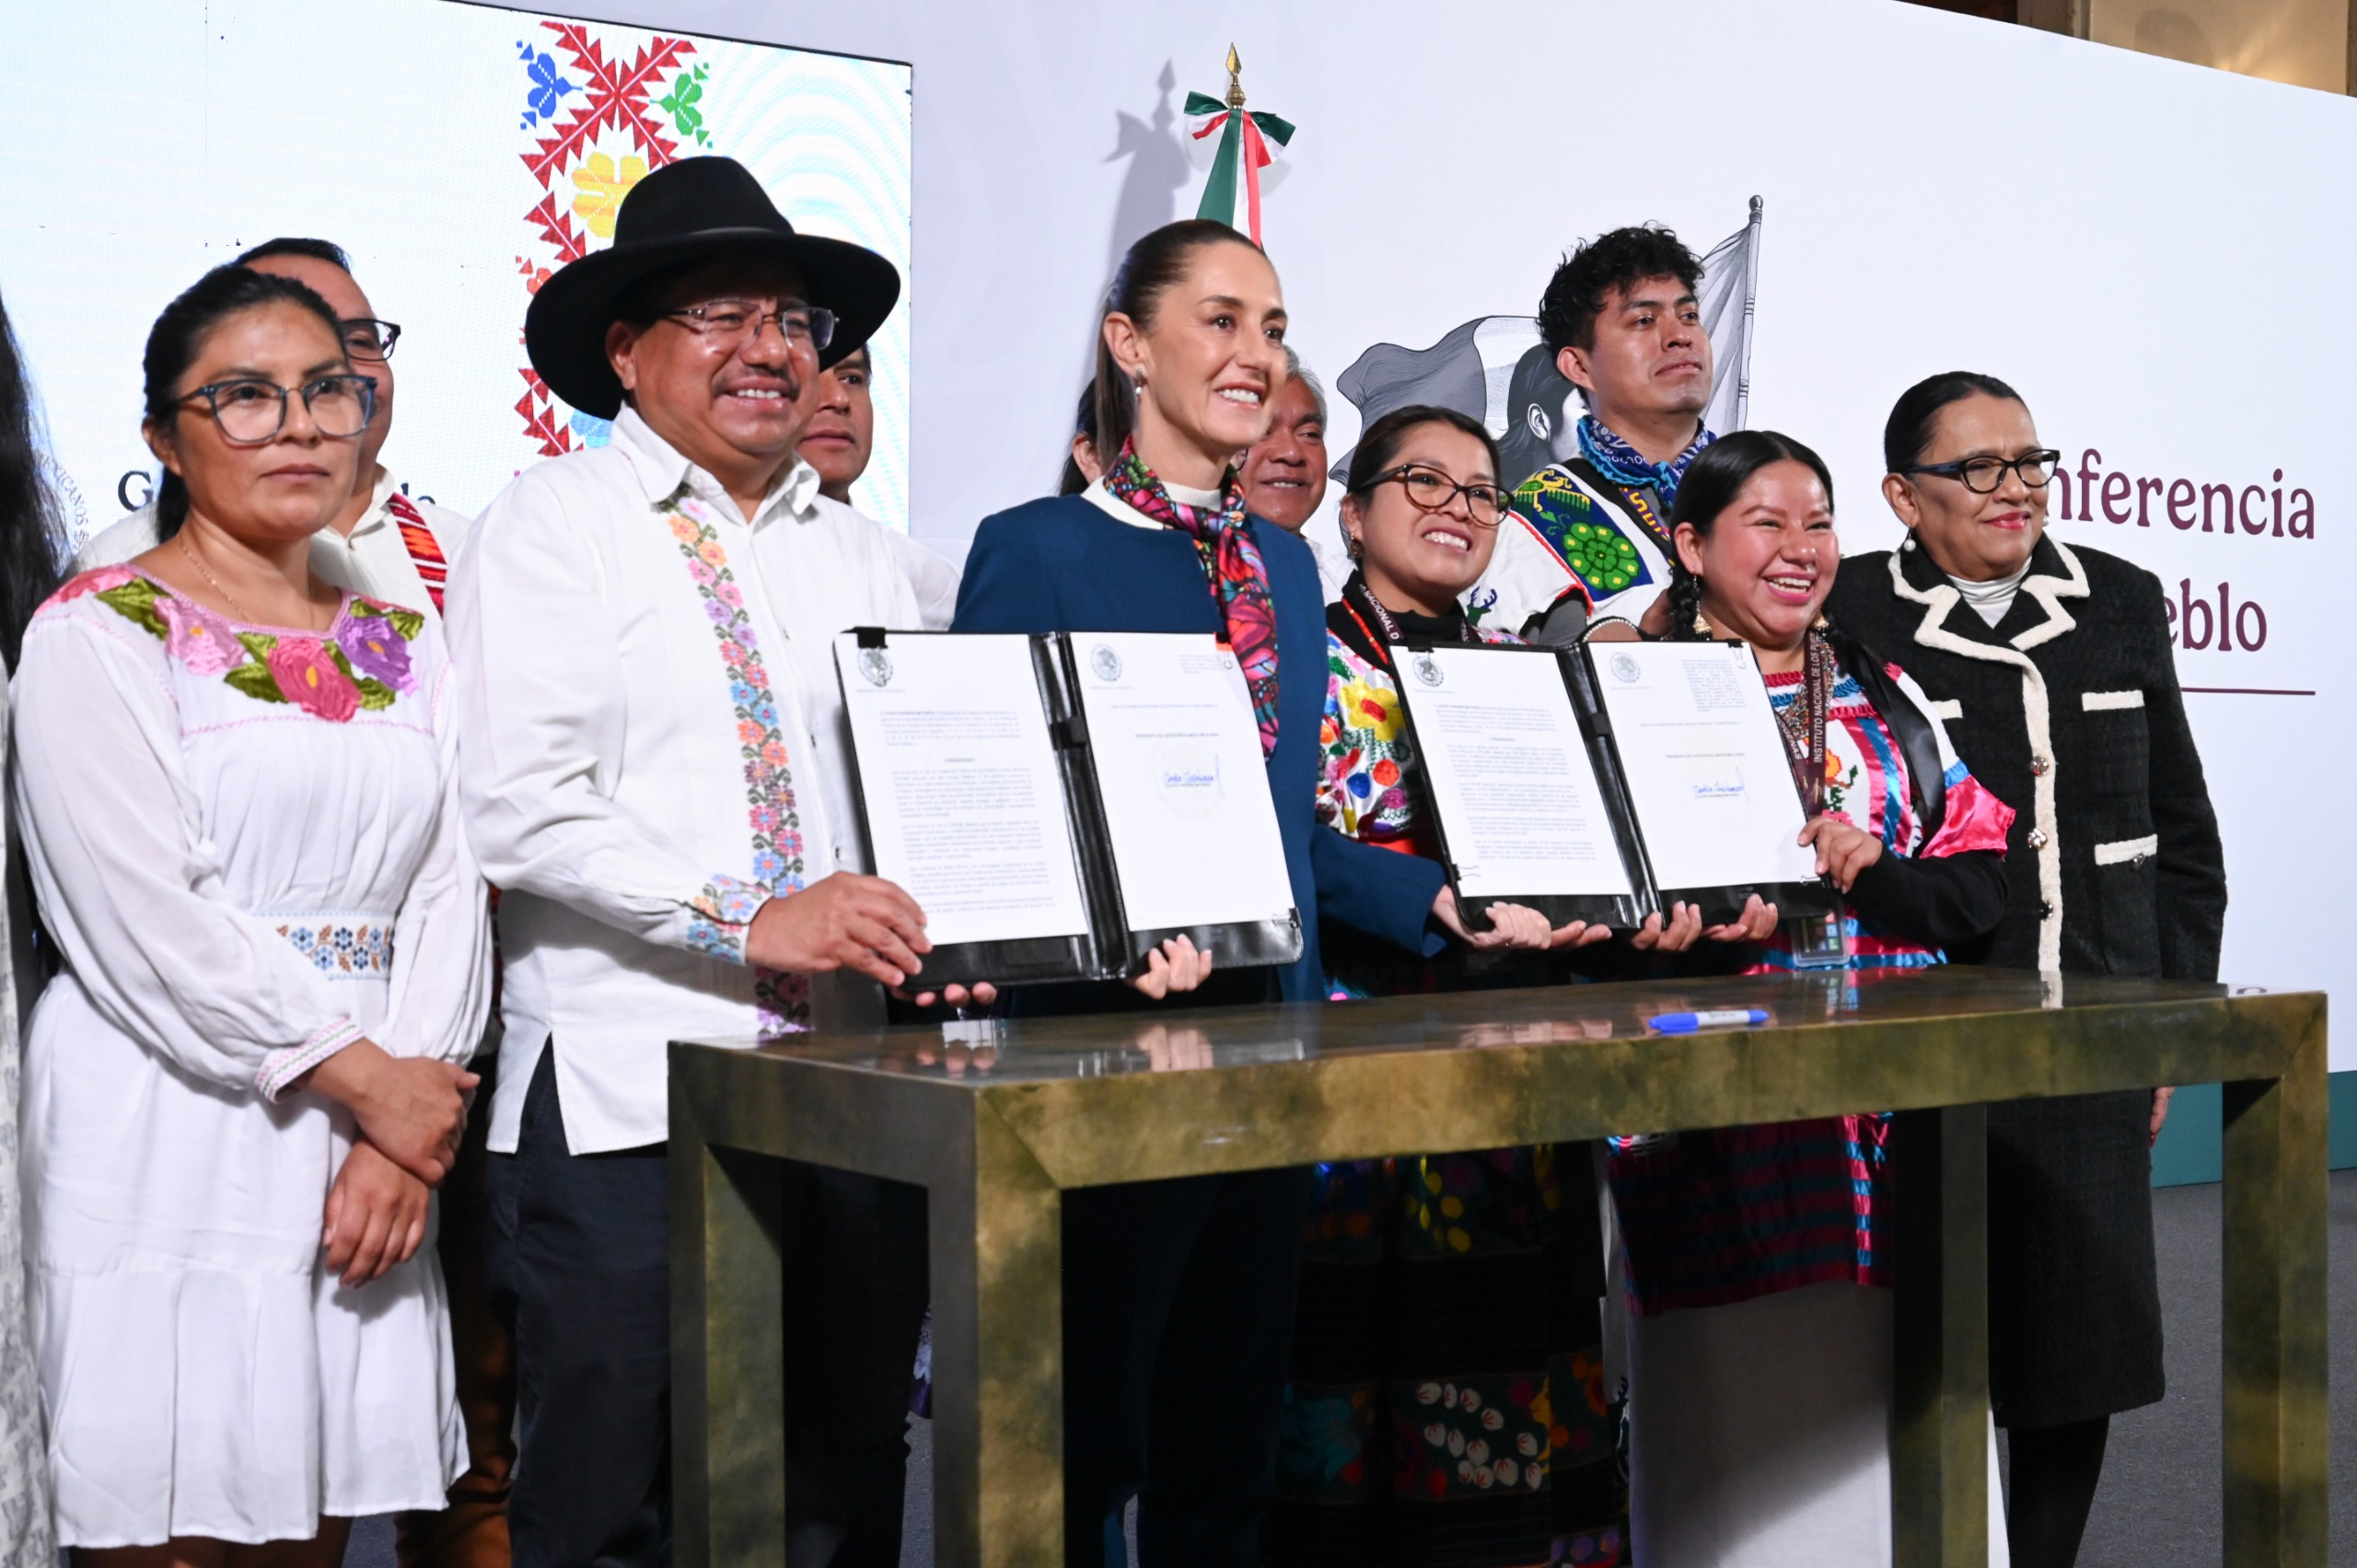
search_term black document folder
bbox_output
[833,628,1303,988]
[1388,639,1832,931]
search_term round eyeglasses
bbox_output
[661,299,838,356]
[340,318,401,363]
[1902,449,2062,494]
[1358,464,1513,528]
[179,374,377,445]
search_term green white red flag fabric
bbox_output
[1185,90,1295,245]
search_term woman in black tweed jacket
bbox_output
[1826,372,2227,1568]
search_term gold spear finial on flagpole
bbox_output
[1225,44,1245,110]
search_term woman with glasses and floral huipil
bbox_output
[13,266,489,1562]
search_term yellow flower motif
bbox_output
[572,152,651,239]
[1340,678,1401,741]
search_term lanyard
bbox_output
[1772,631,1834,815]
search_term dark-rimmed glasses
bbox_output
[340,318,401,363]
[1903,448,2061,494]
[661,299,838,356]
[1358,463,1512,527]
[179,375,377,445]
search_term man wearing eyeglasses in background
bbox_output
[1469,224,1717,644]
[73,235,505,1568]
[451,157,976,1568]
[76,238,469,618]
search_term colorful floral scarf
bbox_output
[1104,438,1282,755]
[1576,414,1716,526]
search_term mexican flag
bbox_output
[1186,90,1294,245]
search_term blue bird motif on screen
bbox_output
[517,43,575,130]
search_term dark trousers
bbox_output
[486,1047,929,1568]
[1062,1167,1313,1568]
[399,1054,518,1568]
[486,1050,671,1568]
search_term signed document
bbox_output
[1070,632,1296,935]
[1391,645,1635,901]
[835,632,1091,947]
[1587,640,1818,896]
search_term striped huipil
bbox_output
[1607,654,2014,1317]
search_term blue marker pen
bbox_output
[1647,1008,1770,1034]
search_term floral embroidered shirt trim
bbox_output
[55,565,424,721]
[658,493,811,1034]
[276,918,397,978]
[257,1016,366,1103]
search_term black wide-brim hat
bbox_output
[525,155,900,419]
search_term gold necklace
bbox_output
[175,535,321,632]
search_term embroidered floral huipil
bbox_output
[14,568,491,1545]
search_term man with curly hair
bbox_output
[1471,225,1716,641]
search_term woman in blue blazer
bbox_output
[953,220,1511,1568]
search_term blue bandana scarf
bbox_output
[1576,415,1716,513]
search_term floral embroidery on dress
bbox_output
[1319,641,1418,845]
[59,568,424,721]
[274,920,395,977]
[659,493,810,1033]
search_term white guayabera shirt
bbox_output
[449,407,921,1156]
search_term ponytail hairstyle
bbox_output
[1882,370,2024,473]
[1055,377,1099,496]
[1093,219,1265,466]
[143,265,346,541]
[0,290,63,668]
[1663,429,1836,641]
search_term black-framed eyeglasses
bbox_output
[1357,463,1512,528]
[1903,448,2062,494]
[661,299,837,356]
[340,318,401,363]
[179,374,377,445]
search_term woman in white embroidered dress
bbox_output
[13,265,490,1562]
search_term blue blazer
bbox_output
[953,494,1446,1004]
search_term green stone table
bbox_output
[667,966,2327,1568]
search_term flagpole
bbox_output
[1736,195,1763,431]
[1193,46,1246,233]
[1189,47,1293,245]
[1225,46,1260,244]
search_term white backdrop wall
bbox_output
[0,1,912,530]
[11,0,2351,1062]
[534,0,2354,1064]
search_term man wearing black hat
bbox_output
[449,156,975,1568]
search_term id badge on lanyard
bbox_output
[1781,632,1850,970]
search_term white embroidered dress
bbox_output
[11,565,491,1547]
